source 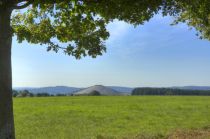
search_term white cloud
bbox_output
[106,20,132,44]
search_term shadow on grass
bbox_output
[97,126,210,139]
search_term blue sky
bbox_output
[12,15,210,87]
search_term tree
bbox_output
[131,87,210,96]
[0,0,209,138]
[16,90,34,97]
[12,90,18,97]
[36,93,50,97]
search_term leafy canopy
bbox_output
[3,0,209,58]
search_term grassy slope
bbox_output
[14,96,210,139]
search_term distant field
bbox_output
[14,96,210,139]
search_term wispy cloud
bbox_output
[106,20,132,44]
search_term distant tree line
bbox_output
[13,90,34,97]
[12,90,69,97]
[132,88,210,96]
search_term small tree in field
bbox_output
[0,0,209,138]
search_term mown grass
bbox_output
[13,96,210,139]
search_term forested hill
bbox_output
[174,86,210,91]
[132,88,210,96]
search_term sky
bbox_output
[12,15,210,88]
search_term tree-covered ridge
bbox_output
[132,88,210,96]
[10,0,210,59]
[12,90,65,97]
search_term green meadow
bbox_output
[14,96,210,139]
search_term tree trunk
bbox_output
[0,7,15,139]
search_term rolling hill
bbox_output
[14,86,133,95]
[14,86,82,95]
[73,85,122,96]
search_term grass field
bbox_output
[14,96,210,139]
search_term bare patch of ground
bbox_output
[97,127,210,139]
[135,127,210,139]
[167,129,210,139]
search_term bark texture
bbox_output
[0,7,15,139]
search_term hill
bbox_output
[108,86,133,93]
[73,85,121,96]
[14,86,82,95]
[174,86,210,90]
[14,86,133,95]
